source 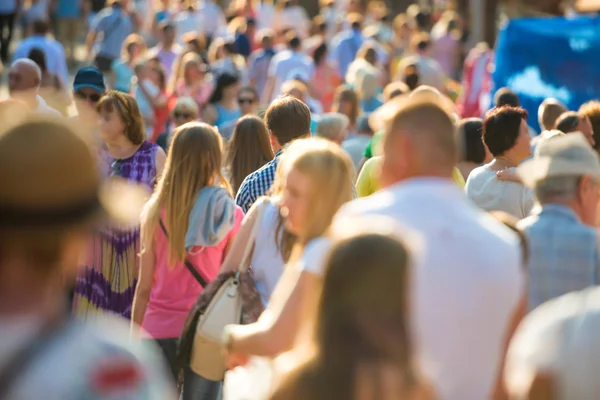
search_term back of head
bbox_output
[555,111,581,133]
[286,31,302,50]
[483,106,528,157]
[411,32,431,53]
[32,19,50,36]
[348,13,363,30]
[494,87,520,108]
[264,96,311,146]
[458,118,485,164]
[316,113,350,143]
[579,100,600,150]
[383,81,409,102]
[539,98,568,132]
[27,48,47,73]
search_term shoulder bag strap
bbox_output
[158,218,208,288]
[238,198,269,274]
[0,313,68,400]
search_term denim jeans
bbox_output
[181,367,222,400]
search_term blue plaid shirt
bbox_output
[518,204,600,311]
[235,150,282,212]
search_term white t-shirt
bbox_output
[268,50,314,102]
[465,165,535,219]
[308,178,524,400]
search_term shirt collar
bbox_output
[537,203,581,222]
[275,149,284,158]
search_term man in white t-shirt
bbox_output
[301,91,526,400]
[261,32,314,105]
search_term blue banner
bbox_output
[493,16,600,133]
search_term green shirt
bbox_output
[363,130,384,159]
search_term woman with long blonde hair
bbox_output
[169,52,213,110]
[270,226,434,400]
[221,138,355,364]
[131,122,244,395]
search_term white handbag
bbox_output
[189,199,268,380]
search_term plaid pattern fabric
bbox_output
[519,204,600,311]
[235,150,282,213]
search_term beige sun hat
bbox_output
[517,132,600,188]
[0,115,149,228]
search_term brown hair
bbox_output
[538,99,567,131]
[580,101,600,150]
[264,96,311,146]
[332,87,359,127]
[554,111,582,134]
[270,232,417,400]
[121,33,147,61]
[96,91,146,145]
[357,43,377,66]
[225,116,275,195]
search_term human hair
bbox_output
[286,31,302,50]
[332,87,359,127]
[151,63,167,92]
[554,111,582,134]
[208,37,226,63]
[141,122,230,265]
[270,231,416,400]
[238,86,258,102]
[121,33,146,61]
[357,43,377,66]
[348,12,363,30]
[264,96,311,146]
[579,101,600,150]
[411,32,431,52]
[534,175,581,205]
[225,116,275,195]
[494,87,520,108]
[356,67,380,100]
[313,42,328,66]
[482,106,528,157]
[383,81,409,102]
[458,118,485,164]
[316,113,349,143]
[32,19,50,35]
[539,98,567,131]
[27,48,47,73]
[169,52,206,93]
[96,91,146,145]
[281,79,307,101]
[171,96,199,121]
[209,73,240,104]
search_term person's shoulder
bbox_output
[298,237,333,276]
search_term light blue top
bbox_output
[361,96,384,113]
[111,60,135,93]
[186,186,236,251]
[330,29,364,78]
[92,5,134,60]
[214,104,241,130]
[55,0,81,18]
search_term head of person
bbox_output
[142,122,229,265]
[312,15,326,36]
[372,91,457,185]
[27,48,47,74]
[31,19,50,36]
[313,42,328,67]
[404,64,420,91]
[160,22,176,46]
[579,101,600,152]
[347,12,363,31]
[505,289,600,400]
[383,81,410,103]
[278,138,354,245]
[517,133,600,226]
[121,33,147,62]
[96,91,145,146]
[539,98,568,132]
[411,32,432,55]
[356,113,374,137]
[393,13,411,39]
[237,86,259,116]
[357,43,378,66]
[8,59,41,103]
[171,96,199,127]
[226,116,275,194]
[177,53,207,88]
[316,113,350,145]
[281,79,308,103]
[458,117,491,165]
[73,67,107,122]
[209,73,241,104]
[183,32,207,55]
[356,67,381,101]
[482,106,531,165]
[332,87,359,128]
[259,29,275,50]
[555,111,595,147]
[286,31,302,51]
[264,95,311,153]
[494,87,520,108]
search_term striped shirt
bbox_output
[235,150,282,213]
[518,204,600,311]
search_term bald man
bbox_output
[328,92,525,400]
[8,58,60,115]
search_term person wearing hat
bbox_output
[0,116,174,398]
[72,67,107,142]
[516,132,600,311]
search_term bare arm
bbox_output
[202,104,218,126]
[131,221,156,335]
[260,76,276,107]
[86,31,98,59]
[155,147,166,178]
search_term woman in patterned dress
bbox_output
[73,91,166,320]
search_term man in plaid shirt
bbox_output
[235,96,312,212]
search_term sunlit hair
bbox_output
[96,91,145,145]
[271,231,416,400]
[168,52,206,94]
[208,37,226,64]
[141,122,231,266]
[281,138,355,254]
[121,33,146,61]
[225,116,274,195]
[332,87,359,127]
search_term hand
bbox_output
[496,169,522,184]
[225,351,250,370]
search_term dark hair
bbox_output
[494,87,520,108]
[332,86,359,127]
[238,86,258,101]
[483,106,528,157]
[404,65,420,91]
[313,42,328,66]
[264,96,311,145]
[28,48,47,73]
[458,118,485,164]
[32,19,50,35]
[209,73,240,104]
[287,32,301,49]
[554,111,581,133]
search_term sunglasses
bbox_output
[75,91,101,103]
[238,97,256,105]
[174,111,193,119]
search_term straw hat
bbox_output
[517,132,600,188]
[0,116,148,228]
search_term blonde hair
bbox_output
[169,52,205,94]
[141,122,231,266]
[121,33,147,61]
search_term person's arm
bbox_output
[86,31,99,59]
[235,177,256,213]
[202,104,218,125]
[131,221,156,335]
[219,201,262,274]
[155,147,166,178]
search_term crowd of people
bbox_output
[2,0,600,399]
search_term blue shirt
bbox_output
[214,104,241,131]
[330,28,364,78]
[111,60,134,92]
[518,204,600,311]
[361,96,383,113]
[247,48,276,95]
[13,35,69,86]
[55,0,81,18]
[93,5,134,59]
[236,150,282,212]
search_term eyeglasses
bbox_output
[174,111,193,119]
[238,97,256,105]
[75,91,101,103]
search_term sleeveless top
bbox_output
[214,104,241,131]
[251,199,286,306]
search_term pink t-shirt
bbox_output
[142,207,244,339]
